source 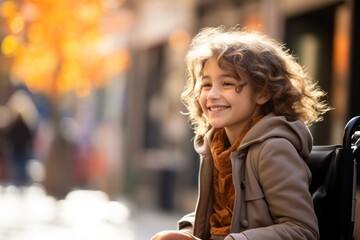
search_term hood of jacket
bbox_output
[194,113,313,161]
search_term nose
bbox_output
[207,85,221,99]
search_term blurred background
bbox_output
[0,0,359,239]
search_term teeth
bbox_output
[210,107,226,112]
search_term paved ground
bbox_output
[2,184,359,239]
[0,184,183,240]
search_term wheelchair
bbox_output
[307,116,360,240]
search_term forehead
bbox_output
[201,56,230,75]
[201,56,250,81]
[203,56,219,71]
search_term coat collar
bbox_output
[193,113,313,160]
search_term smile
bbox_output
[209,106,229,112]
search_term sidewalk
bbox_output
[0,184,183,240]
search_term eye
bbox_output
[222,78,238,89]
[221,75,238,88]
[201,82,212,90]
[223,82,235,87]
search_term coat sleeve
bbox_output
[229,138,319,240]
[178,212,195,231]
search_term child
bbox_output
[152,26,331,240]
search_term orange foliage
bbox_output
[1,0,131,97]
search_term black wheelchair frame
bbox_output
[307,116,360,240]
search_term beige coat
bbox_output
[178,114,319,240]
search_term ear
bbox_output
[255,92,270,105]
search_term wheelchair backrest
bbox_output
[307,116,359,240]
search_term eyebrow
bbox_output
[201,73,238,81]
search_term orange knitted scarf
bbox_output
[209,116,263,236]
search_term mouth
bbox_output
[208,106,229,112]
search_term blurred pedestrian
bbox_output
[152,26,331,240]
[0,105,12,183]
[6,89,38,186]
[7,112,34,186]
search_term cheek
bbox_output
[198,92,207,111]
[231,92,255,109]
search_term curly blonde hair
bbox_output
[181,26,331,135]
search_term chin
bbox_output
[209,122,226,129]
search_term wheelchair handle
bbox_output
[343,115,360,149]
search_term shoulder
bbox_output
[247,138,311,180]
[248,138,298,161]
[242,114,312,159]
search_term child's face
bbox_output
[199,56,262,135]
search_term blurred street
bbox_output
[0,184,183,240]
[0,0,359,239]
